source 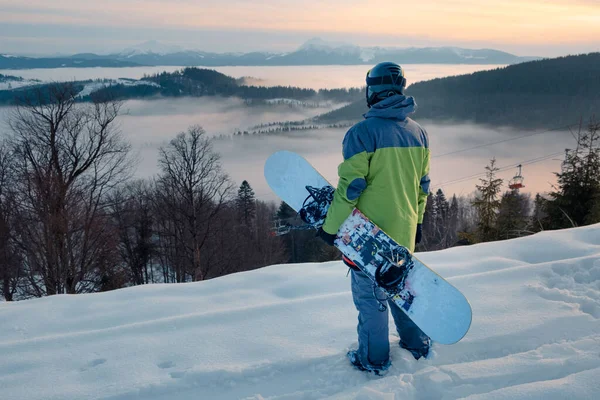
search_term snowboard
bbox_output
[264,150,472,345]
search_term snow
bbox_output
[263,98,338,108]
[120,40,184,57]
[76,79,160,98]
[1,224,600,399]
[298,38,360,56]
[265,98,306,104]
[360,48,376,63]
[266,54,287,60]
[0,77,40,90]
[0,76,159,93]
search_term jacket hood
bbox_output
[364,94,416,120]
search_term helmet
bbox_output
[366,62,406,108]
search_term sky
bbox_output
[1,0,599,56]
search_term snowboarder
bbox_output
[316,62,432,373]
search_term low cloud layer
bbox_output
[0,96,576,204]
[115,98,575,202]
[0,64,503,91]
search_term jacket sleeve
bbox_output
[417,148,431,224]
[322,127,371,235]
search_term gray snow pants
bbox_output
[351,269,428,367]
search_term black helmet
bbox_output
[366,62,406,108]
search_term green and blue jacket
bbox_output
[322,94,430,252]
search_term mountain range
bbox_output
[1,39,538,69]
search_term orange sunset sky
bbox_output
[1,0,599,56]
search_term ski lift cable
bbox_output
[435,151,563,188]
[434,151,564,189]
[254,123,577,200]
[439,152,561,187]
[257,152,562,199]
[432,123,578,159]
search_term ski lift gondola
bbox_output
[271,219,292,236]
[508,164,525,191]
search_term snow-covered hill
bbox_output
[75,79,160,98]
[1,225,599,399]
[120,40,184,57]
[0,74,40,90]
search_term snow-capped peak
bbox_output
[298,38,360,53]
[120,40,184,57]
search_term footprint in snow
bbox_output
[157,361,175,369]
[80,358,107,371]
[169,371,186,379]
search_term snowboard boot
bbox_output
[346,350,391,376]
[400,337,431,360]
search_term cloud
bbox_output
[111,98,574,201]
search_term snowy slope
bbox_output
[120,40,184,57]
[0,75,40,90]
[1,225,599,400]
[76,79,160,98]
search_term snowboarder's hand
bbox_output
[317,227,337,246]
[415,224,423,245]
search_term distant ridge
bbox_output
[0,67,361,107]
[314,53,600,129]
[1,39,537,69]
[0,54,139,69]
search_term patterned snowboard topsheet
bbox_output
[264,150,472,345]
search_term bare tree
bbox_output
[0,141,22,301]
[154,125,234,282]
[199,199,287,279]
[200,202,246,279]
[8,84,133,296]
[109,180,156,285]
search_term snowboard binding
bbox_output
[372,246,415,312]
[375,246,414,292]
[299,185,335,227]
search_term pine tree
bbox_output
[531,193,547,232]
[276,201,296,220]
[419,194,435,250]
[496,191,531,239]
[545,120,600,228]
[236,180,256,227]
[447,195,459,246]
[434,189,450,246]
[472,158,503,242]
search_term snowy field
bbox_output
[1,225,599,400]
[76,79,160,98]
[0,77,40,90]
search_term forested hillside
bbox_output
[0,67,361,106]
[316,53,600,128]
